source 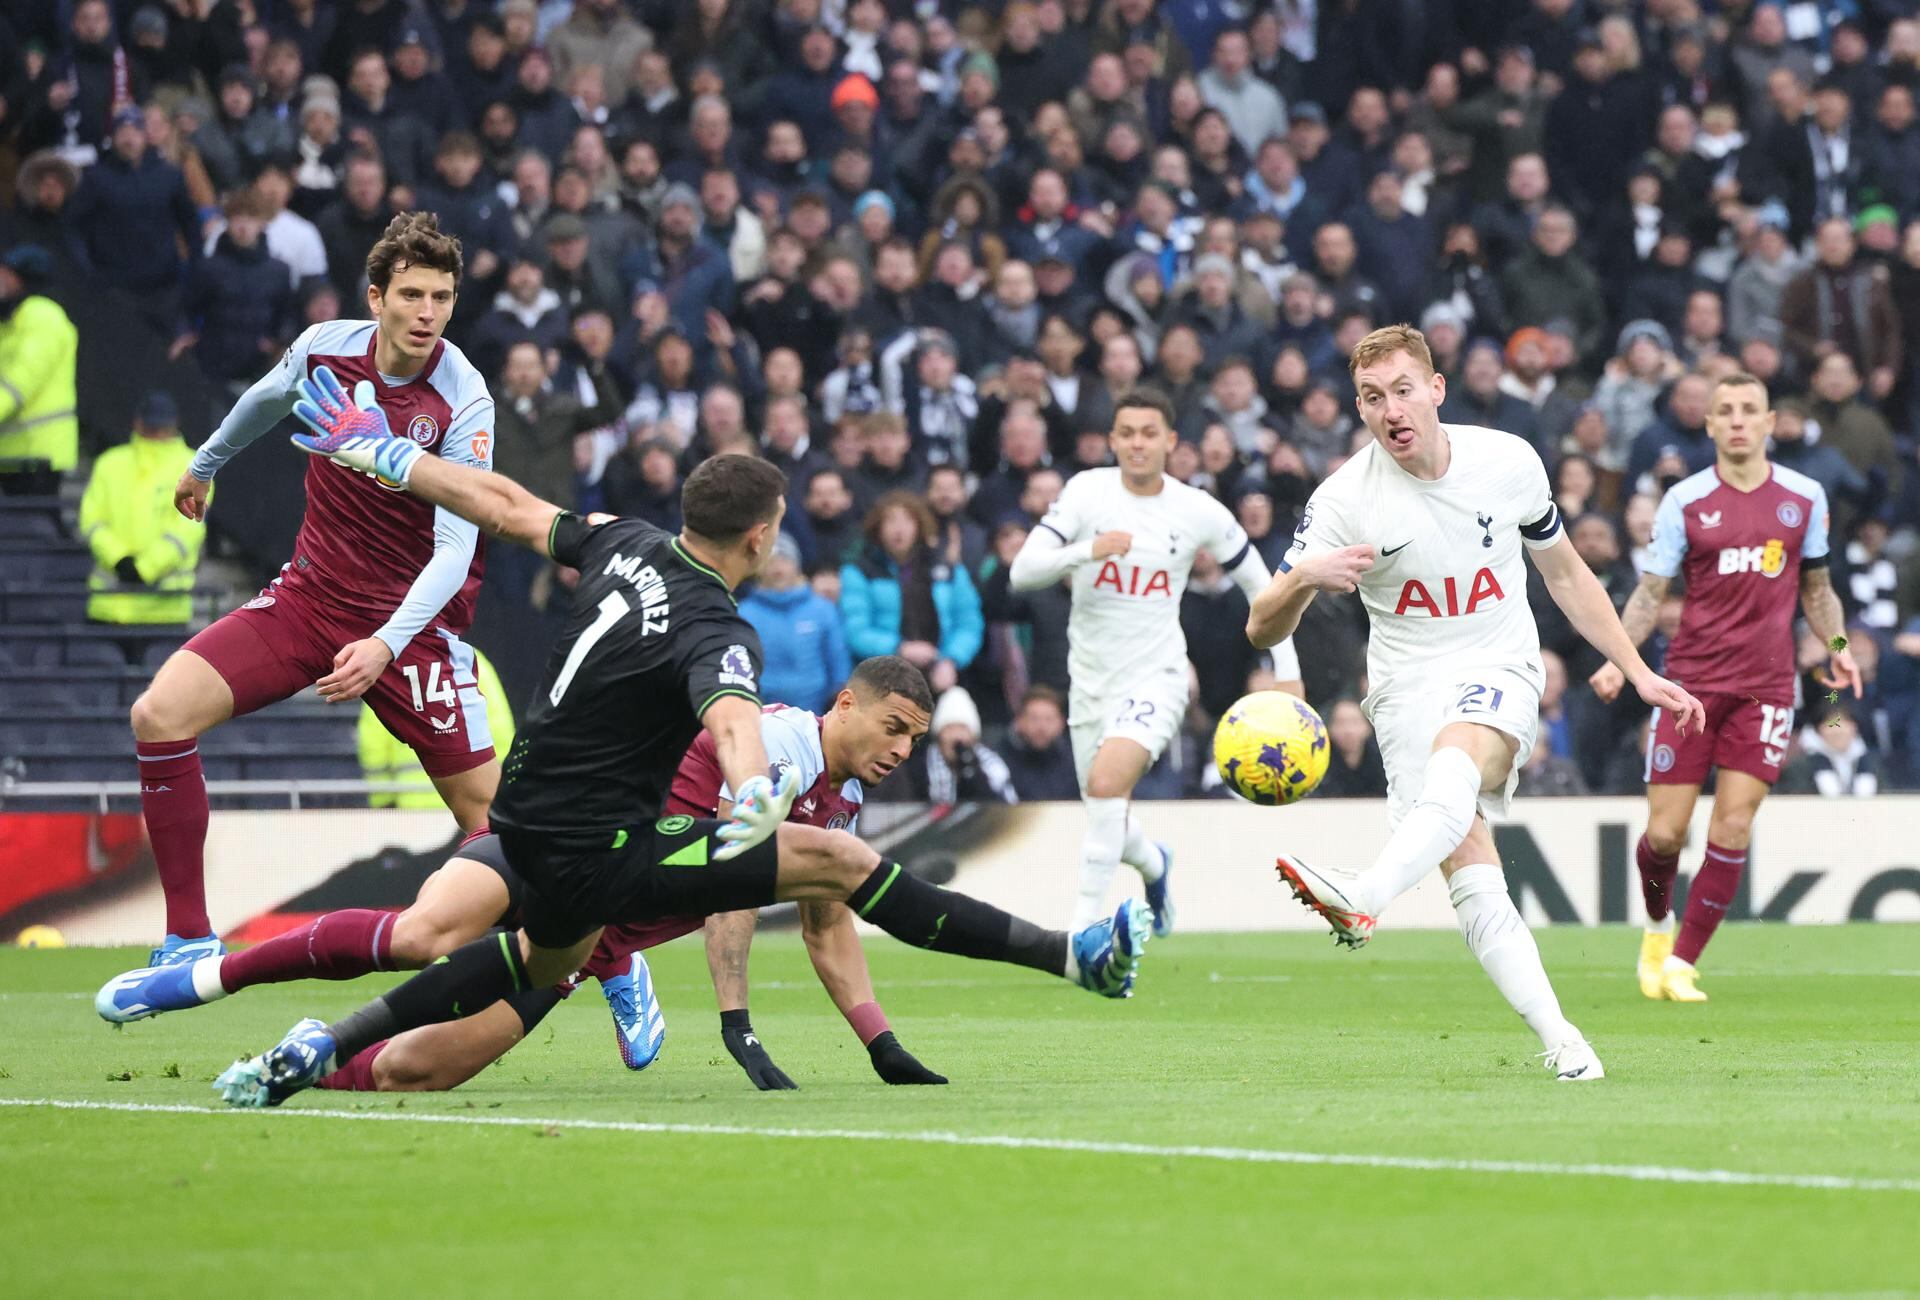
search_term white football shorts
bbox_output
[1069,665,1189,791]
[1365,661,1543,828]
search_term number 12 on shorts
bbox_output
[401,662,456,712]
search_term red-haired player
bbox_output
[1592,371,1859,1001]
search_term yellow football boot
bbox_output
[1658,955,1709,1002]
[1638,928,1674,999]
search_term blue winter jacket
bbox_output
[839,545,984,669]
[740,582,853,714]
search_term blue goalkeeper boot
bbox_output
[600,951,666,1071]
[1071,899,1151,998]
[214,1017,336,1108]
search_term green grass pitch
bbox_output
[3,925,1917,1298]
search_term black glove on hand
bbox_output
[867,1030,948,1085]
[720,1010,797,1090]
[114,557,143,585]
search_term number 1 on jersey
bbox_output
[549,590,630,705]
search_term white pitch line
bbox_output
[4,1097,1917,1195]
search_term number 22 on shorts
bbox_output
[1113,698,1156,727]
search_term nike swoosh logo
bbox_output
[1382,541,1412,557]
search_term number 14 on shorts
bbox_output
[401,662,456,711]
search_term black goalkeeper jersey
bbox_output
[489,514,764,835]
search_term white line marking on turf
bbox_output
[4,1097,1917,1195]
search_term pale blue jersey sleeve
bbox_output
[370,361,495,658]
[1803,484,1831,563]
[187,323,326,480]
[1644,485,1689,578]
[719,709,825,803]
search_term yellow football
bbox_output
[1213,692,1331,806]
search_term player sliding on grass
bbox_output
[1009,388,1301,936]
[128,214,500,971]
[213,382,1149,1107]
[99,660,945,1089]
[1589,372,1858,1003]
[1246,324,1707,1081]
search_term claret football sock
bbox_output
[218,910,397,992]
[1636,834,1681,923]
[850,861,1067,976]
[1674,842,1747,966]
[314,1041,388,1091]
[1072,797,1129,929]
[1449,863,1579,1050]
[137,740,211,939]
[1354,747,1482,916]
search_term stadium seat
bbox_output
[0,543,92,583]
[0,582,92,624]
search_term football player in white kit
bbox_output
[1011,389,1301,935]
[1247,326,1704,1081]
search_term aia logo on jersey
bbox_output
[1093,562,1172,598]
[1717,539,1786,578]
[1393,567,1504,617]
[405,414,440,447]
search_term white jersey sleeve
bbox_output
[1036,469,1095,544]
[718,708,826,803]
[1514,444,1564,552]
[1280,471,1359,574]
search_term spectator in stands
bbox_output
[925,464,988,577]
[19,0,144,162]
[915,685,1017,804]
[212,63,294,191]
[471,257,569,380]
[361,648,514,808]
[1726,201,1800,348]
[1501,204,1606,366]
[740,533,851,715]
[1200,26,1288,155]
[79,392,204,625]
[1779,217,1903,400]
[601,435,682,532]
[0,245,78,496]
[1002,685,1080,800]
[342,46,434,190]
[315,153,391,304]
[1806,353,1902,503]
[1592,320,1683,454]
[1624,370,1715,494]
[1798,705,1881,798]
[416,133,515,290]
[1440,339,1537,447]
[4,154,88,281]
[174,188,295,391]
[841,491,983,696]
[1317,698,1388,798]
[494,337,612,520]
[801,468,861,573]
[68,107,201,328]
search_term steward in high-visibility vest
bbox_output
[359,646,516,808]
[79,392,206,625]
[0,245,78,479]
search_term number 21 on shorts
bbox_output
[1454,682,1505,715]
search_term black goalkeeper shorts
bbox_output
[491,815,782,950]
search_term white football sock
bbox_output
[1645,912,1675,935]
[1121,815,1165,884]
[192,955,231,1002]
[1072,797,1129,929]
[1449,863,1580,1050]
[1353,747,1483,916]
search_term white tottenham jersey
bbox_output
[1037,468,1256,697]
[1283,423,1562,694]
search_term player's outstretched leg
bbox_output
[1447,860,1602,1081]
[97,909,399,1023]
[1351,746,1483,919]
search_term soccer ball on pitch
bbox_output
[1213,692,1330,806]
[15,925,66,949]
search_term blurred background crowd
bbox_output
[3,0,1919,804]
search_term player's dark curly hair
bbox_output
[365,211,464,292]
[682,453,788,543]
[847,655,935,714]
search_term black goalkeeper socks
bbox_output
[326,929,531,1060]
[849,862,1068,977]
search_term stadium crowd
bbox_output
[5,0,1920,802]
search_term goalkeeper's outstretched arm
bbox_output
[399,456,568,560]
